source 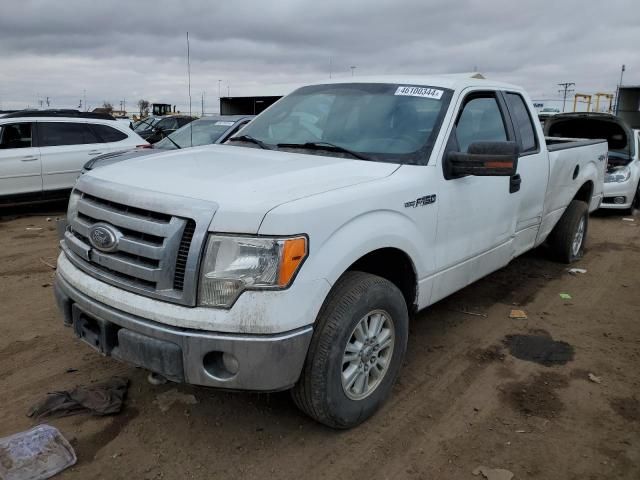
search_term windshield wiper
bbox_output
[228,134,272,150]
[139,118,181,149]
[276,141,369,160]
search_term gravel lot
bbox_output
[1,203,638,479]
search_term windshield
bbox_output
[155,118,235,149]
[134,117,160,131]
[233,83,452,164]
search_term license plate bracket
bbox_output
[71,304,119,355]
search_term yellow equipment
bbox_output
[573,94,592,112]
[594,93,614,113]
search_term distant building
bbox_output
[617,86,640,129]
[218,82,300,115]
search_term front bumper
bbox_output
[601,180,636,209]
[54,273,313,391]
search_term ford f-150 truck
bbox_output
[54,75,607,428]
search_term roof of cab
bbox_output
[305,73,523,92]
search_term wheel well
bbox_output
[574,181,593,204]
[347,248,417,313]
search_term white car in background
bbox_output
[545,113,640,213]
[603,129,640,212]
[0,110,147,205]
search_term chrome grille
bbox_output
[174,220,196,291]
[63,184,210,305]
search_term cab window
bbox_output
[505,93,538,153]
[455,96,508,152]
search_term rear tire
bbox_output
[291,271,408,429]
[548,199,589,263]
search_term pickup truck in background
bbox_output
[54,75,607,428]
[545,112,640,212]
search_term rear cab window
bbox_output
[504,92,538,154]
[38,122,101,147]
[0,122,33,149]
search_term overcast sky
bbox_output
[0,0,638,113]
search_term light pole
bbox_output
[615,64,626,115]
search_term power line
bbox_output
[557,82,575,112]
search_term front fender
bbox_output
[298,209,429,304]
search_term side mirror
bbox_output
[446,141,519,178]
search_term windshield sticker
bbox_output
[395,86,443,100]
[215,121,235,126]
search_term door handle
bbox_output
[88,150,103,155]
[20,156,38,162]
[510,174,521,194]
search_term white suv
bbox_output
[0,111,147,204]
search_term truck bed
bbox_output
[545,136,607,152]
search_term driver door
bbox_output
[430,90,519,303]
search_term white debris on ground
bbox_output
[472,465,515,480]
[154,388,198,413]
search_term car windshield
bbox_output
[155,118,235,149]
[134,117,159,131]
[233,83,451,163]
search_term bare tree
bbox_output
[102,101,113,113]
[138,99,150,117]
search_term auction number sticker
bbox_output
[395,86,443,99]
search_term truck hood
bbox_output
[85,144,400,233]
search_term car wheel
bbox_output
[626,182,640,215]
[291,271,408,429]
[548,199,589,263]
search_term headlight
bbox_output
[605,165,631,183]
[67,190,80,222]
[198,234,307,308]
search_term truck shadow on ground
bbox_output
[123,243,566,438]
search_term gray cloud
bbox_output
[0,0,638,111]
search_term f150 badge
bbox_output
[404,194,436,208]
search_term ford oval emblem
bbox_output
[88,223,121,252]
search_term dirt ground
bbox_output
[1,202,638,480]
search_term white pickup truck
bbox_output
[54,75,607,428]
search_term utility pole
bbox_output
[615,64,626,115]
[46,96,50,107]
[350,65,356,77]
[201,91,205,115]
[558,82,575,112]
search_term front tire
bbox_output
[625,182,640,215]
[292,271,408,429]
[548,199,589,263]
